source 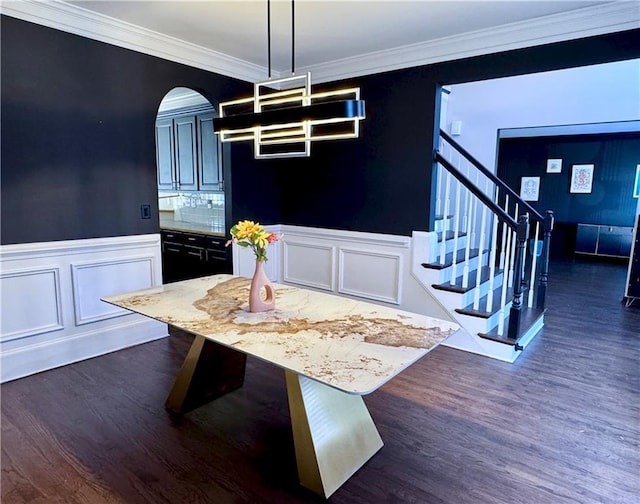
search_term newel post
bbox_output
[508,215,529,340]
[536,210,555,310]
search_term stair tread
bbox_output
[421,248,484,270]
[478,307,546,344]
[432,266,503,294]
[434,214,454,221]
[454,281,522,319]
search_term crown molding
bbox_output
[0,0,271,83]
[304,2,640,83]
[1,1,638,85]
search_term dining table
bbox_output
[102,274,459,498]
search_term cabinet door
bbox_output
[598,226,633,257]
[197,112,222,190]
[173,115,198,191]
[575,224,598,254]
[156,118,175,190]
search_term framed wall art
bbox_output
[546,158,562,173]
[520,176,540,201]
[570,164,594,194]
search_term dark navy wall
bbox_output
[0,15,258,245]
[2,13,639,245]
[261,28,640,236]
[497,132,640,227]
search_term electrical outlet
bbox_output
[141,204,151,219]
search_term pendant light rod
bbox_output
[291,0,295,75]
[267,0,272,78]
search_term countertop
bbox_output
[160,211,225,237]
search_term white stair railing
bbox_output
[433,130,554,340]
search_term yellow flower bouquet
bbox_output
[226,220,282,262]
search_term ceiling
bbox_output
[64,0,620,73]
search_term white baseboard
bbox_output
[1,317,167,383]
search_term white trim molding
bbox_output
[283,240,337,292]
[0,266,64,342]
[0,234,167,383]
[0,0,268,83]
[70,255,157,326]
[304,3,640,83]
[1,1,637,84]
[338,248,403,305]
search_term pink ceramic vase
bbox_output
[249,259,275,312]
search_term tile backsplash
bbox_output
[159,191,225,231]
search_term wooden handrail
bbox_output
[434,151,517,229]
[439,130,545,223]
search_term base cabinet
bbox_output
[575,224,633,258]
[161,230,230,283]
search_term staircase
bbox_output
[412,130,554,362]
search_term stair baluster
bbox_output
[508,215,529,339]
[528,220,540,308]
[473,201,488,310]
[536,210,555,310]
[462,191,475,289]
[486,213,499,313]
[439,171,452,265]
[508,203,518,288]
[497,220,513,337]
[499,195,509,270]
[449,160,463,285]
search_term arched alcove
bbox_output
[155,87,230,282]
[155,87,225,234]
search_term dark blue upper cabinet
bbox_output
[197,112,221,191]
[156,109,222,192]
[173,115,198,191]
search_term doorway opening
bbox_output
[156,87,225,235]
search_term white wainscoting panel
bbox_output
[0,235,167,383]
[338,248,403,304]
[71,256,155,325]
[283,240,336,291]
[0,266,63,342]
[228,225,454,322]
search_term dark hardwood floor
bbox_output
[2,259,639,503]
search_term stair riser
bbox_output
[434,254,487,284]
[447,269,504,302]
[442,330,522,363]
[441,235,468,255]
[436,275,505,309]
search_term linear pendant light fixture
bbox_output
[212,0,366,159]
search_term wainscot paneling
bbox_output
[0,266,63,342]
[230,225,453,320]
[0,235,167,383]
[338,248,403,304]
[283,240,336,291]
[71,256,155,325]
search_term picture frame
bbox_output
[520,176,540,202]
[570,164,594,194]
[634,165,640,198]
[546,158,562,173]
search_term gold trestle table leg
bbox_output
[285,370,384,498]
[165,334,247,415]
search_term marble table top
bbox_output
[103,275,459,395]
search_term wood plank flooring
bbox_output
[2,259,639,503]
